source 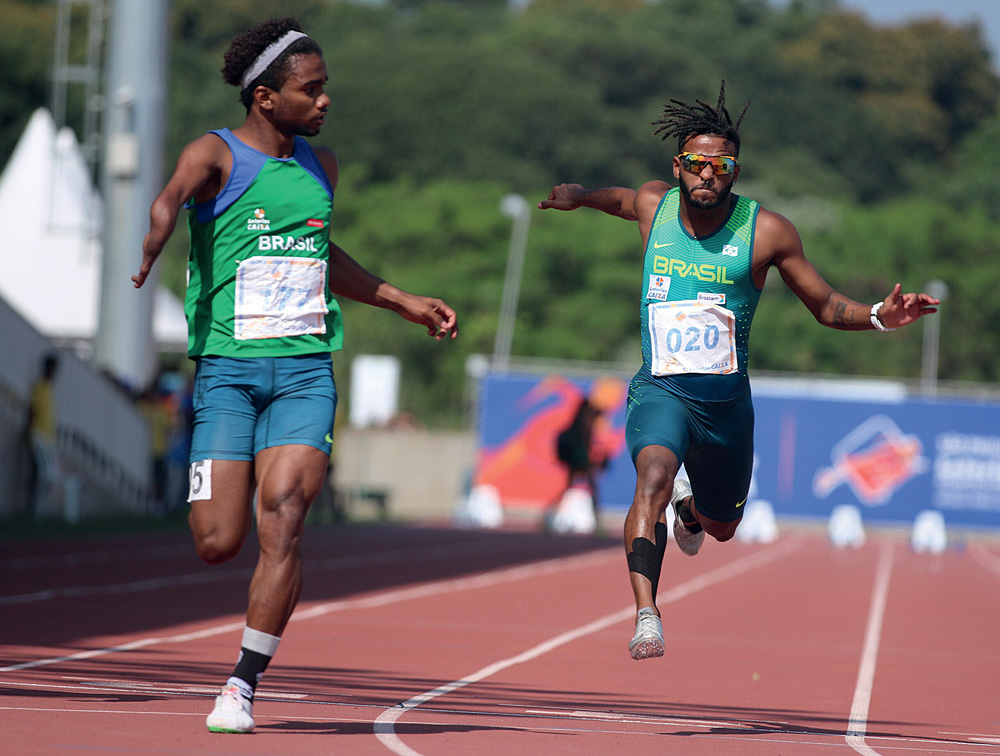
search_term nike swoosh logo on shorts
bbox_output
[325,433,333,444]
[735,497,747,508]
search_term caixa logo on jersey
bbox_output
[257,235,320,252]
[812,415,929,506]
[246,207,270,231]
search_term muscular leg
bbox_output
[678,491,741,542]
[625,445,678,614]
[189,459,255,564]
[625,445,742,614]
[246,443,329,636]
[199,445,327,730]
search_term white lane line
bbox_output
[971,544,1000,580]
[2,543,194,570]
[373,538,803,756]
[0,569,254,606]
[0,539,574,606]
[0,621,245,672]
[0,678,309,699]
[0,548,618,672]
[845,541,894,756]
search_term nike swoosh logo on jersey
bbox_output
[653,242,675,248]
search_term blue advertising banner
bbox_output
[753,393,1000,529]
[474,371,1000,530]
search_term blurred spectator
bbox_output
[23,353,60,518]
[138,378,174,514]
[163,374,194,517]
[551,397,609,524]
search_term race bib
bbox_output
[234,256,328,340]
[648,300,738,376]
[188,459,212,502]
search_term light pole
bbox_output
[493,193,531,370]
[921,279,948,395]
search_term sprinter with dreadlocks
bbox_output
[539,81,938,661]
[133,17,457,732]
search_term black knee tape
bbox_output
[627,521,667,595]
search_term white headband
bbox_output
[240,30,308,90]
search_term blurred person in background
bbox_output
[550,396,608,528]
[22,352,60,519]
[137,377,173,514]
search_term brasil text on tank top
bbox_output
[185,128,343,358]
[639,187,763,401]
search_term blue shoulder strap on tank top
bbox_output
[187,129,333,223]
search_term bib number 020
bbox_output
[648,301,737,376]
[661,323,722,353]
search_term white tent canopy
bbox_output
[0,108,187,353]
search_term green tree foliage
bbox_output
[1,0,998,424]
[0,1,55,161]
[780,11,1000,162]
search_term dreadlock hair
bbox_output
[651,80,750,156]
[221,16,324,111]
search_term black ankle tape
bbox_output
[232,648,272,695]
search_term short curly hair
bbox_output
[221,16,324,111]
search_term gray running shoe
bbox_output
[671,478,705,556]
[629,607,664,660]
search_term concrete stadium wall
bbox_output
[333,428,476,520]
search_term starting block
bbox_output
[911,509,947,554]
[828,504,866,549]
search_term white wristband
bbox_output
[870,303,895,332]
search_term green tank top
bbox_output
[639,187,762,401]
[185,129,343,358]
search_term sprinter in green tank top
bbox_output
[132,17,457,733]
[539,81,939,662]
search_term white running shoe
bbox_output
[629,607,665,660]
[206,683,254,734]
[671,478,705,556]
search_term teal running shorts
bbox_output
[625,370,754,523]
[190,354,337,462]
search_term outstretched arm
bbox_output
[132,135,226,288]
[316,148,456,340]
[327,243,458,341]
[762,210,939,330]
[538,184,639,220]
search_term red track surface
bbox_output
[1,520,998,755]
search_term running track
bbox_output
[1,520,998,755]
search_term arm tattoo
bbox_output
[831,300,858,327]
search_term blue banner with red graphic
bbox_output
[753,393,1000,529]
[473,371,1000,530]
